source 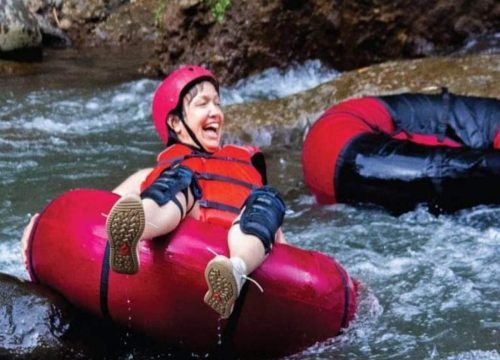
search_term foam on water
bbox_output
[282,191,500,359]
[0,79,157,139]
[1,60,335,150]
[222,59,339,105]
[0,241,25,279]
[446,350,500,360]
[454,32,500,56]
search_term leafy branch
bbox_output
[153,0,168,26]
[205,0,231,23]
[153,0,230,25]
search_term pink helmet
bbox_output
[152,65,219,144]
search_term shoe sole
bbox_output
[204,256,237,319]
[106,195,145,274]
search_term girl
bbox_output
[106,65,286,319]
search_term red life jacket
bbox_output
[141,143,265,228]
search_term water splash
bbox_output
[216,317,223,346]
[0,61,337,157]
[454,32,500,56]
[221,60,339,105]
[446,350,500,360]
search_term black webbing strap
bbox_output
[437,87,450,142]
[171,194,185,220]
[178,112,207,152]
[157,153,254,169]
[198,200,241,214]
[216,281,250,357]
[99,243,111,319]
[195,172,257,190]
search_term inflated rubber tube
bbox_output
[26,189,357,358]
[302,92,500,213]
[337,133,500,213]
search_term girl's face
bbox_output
[169,81,224,152]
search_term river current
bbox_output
[1,52,499,359]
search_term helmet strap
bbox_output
[178,111,209,153]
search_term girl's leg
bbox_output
[204,186,286,318]
[106,166,200,274]
[227,220,265,273]
[141,190,195,239]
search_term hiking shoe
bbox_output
[106,194,145,274]
[204,255,242,319]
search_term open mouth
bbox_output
[203,122,220,137]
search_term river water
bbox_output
[1,48,499,359]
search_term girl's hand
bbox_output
[275,228,287,244]
[21,213,39,268]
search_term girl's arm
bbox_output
[275,228,287,244]
[112,168,153,196]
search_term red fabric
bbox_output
[142,143,263,228]
[493,130,500,149]
[27,189,357,357]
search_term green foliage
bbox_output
[205,0,231,23]
[153,0,168,26]
[153,0,230,25]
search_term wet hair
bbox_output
[183,81,205,105]
[166,78,219,147]
[178,78,219,114]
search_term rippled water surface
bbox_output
[1,56,499,359]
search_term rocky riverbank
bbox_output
[222,53,500,147]
[1,0,499,82]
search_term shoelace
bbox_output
[206,247,264,293]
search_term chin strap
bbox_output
[178,111,208,152]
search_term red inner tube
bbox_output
[27,188,358,357]
[302,93,500,213]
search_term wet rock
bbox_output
[0,272,149,358]
[24,0,44,14]
[11,0,494,84]
[1,0,495,83]
[0,273,72,358]
[223,54,500,147]
[60,0,108,22]
[13,0,72,47]
[61,0,158,48]
[33,12,71,47]
[144,0,499,83]
[58,17,71,30]
[0,0,42,61]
